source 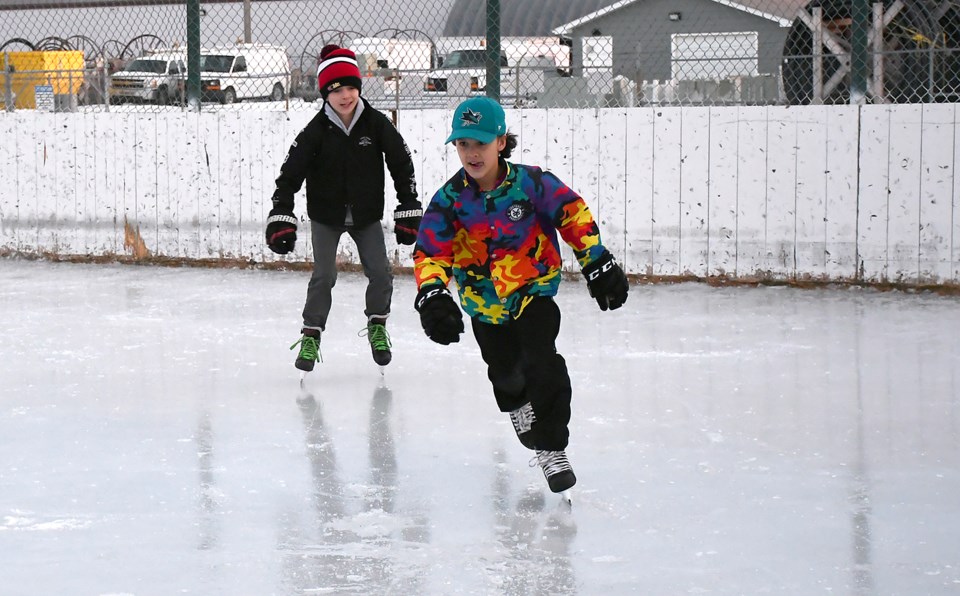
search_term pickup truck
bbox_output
[109,51,186,105]
[423,49,510,94]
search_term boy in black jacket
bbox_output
[265,45,421,372]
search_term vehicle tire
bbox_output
[270,82,284,102]
[222,87,237,104]
[156,86,169,105]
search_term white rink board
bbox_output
[0,104,958,286]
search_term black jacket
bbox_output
[272,98,419,226]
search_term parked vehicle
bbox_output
[423,49,510,94]
[109,50,186,105]
[199,44,290,103]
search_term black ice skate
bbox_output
[534,449,577,493]
[291,328,321,372]
[361,315,392,366]
[509,402,537,448]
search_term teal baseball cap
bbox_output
[445,96,506,144]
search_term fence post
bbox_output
[394,68,400,113]
[186,0,202,111]
[849,0,870,104]
[485,0,501,102]
[514,63,520,107]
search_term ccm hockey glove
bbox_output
[415,285,464,345]
[582,250,629,311]
[265,207,298,254]
[393,203,423,246]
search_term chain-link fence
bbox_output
[2,0,958,112]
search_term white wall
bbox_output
[1,104,958,286]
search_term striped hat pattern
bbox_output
[316,44,362,99]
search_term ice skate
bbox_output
[533,449,577,494]
[291,328,321,372]
[360,315,392,367]
[509,402,537,448]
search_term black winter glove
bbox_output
[415,285,464,345]
[265,207,298,255]
[582,250,629,311]
[393,204,423,246]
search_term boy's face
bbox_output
[454,136,507,189]
[327,86,360,117]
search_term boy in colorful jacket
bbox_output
[412,96,629,494]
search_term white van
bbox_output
[199,44,290,103]
[110,49,186,104]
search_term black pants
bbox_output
[471,297,572,451]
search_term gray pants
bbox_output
[302,220,393,330]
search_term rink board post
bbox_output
[954,105,960,284]
[216,112,243,258]
[0,112,18,251]
[736,105,769,278]
[652,106,682,277]
[571,108,601,271]
[133,114,158,257]
[886,104,923,283]
[195,113,219,259]
[857,105,891,282]
[519,108,548,178]
[32,113,57,253]
[597,108,628,266]
[678,107,710,278]
[547,109,577,272]
[421,109,450,197]
[56,112,79,256]
[622,108,654,276]
[708,105,738,277]
[917,103,956,284]
[765,106,798,280]
[823,105,859,280]
[793,105,829,279]
[76,113,96,255]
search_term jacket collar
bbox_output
[462,159,513,194]
[323,97,366,135]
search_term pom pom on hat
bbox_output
[317,45,362,99]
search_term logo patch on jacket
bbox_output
[358,136,373,146]
[506,202,529,222]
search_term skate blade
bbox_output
[559,490,572,507]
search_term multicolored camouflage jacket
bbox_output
[413,161,607,325]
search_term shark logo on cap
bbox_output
[460,109,483,127]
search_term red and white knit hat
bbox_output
[316,45,362,99]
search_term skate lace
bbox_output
[359,323,391,351]
[531,450,572,477]
[290,335,322,363]
[509,402,536,434]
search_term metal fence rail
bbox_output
[2,0,959,112]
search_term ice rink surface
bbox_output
[1,259,958,595]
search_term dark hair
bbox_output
[500,132,518,159]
